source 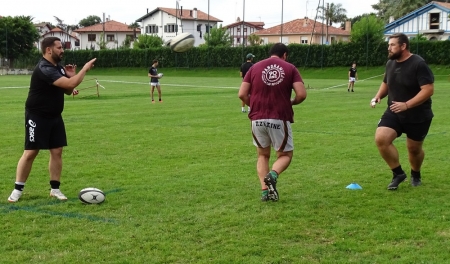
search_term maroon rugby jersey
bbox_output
[243,57,303,123]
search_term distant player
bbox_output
[348,62,358,92]
[148,59,162,103]
[239,53,255,113]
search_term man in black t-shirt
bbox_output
[8,37,96,203]
[239,53,255,112]
[370,33,434,190]
[148,59,162,103]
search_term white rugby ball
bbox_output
[78,187,105,204]
[170,32,195,53]
[158,73,163,78]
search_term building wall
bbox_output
[385,7,450,41]
[259,34,349,45]
[78,32,137,50]
[140,11,218,46]
[226,24,261,46]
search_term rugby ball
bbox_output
[158,73,163,78]
[78,187,105,204]
[170,32,195,53]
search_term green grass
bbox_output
[1,67,450,263]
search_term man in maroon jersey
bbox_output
[238,43,307,202]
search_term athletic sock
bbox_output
[261,188,269,196]
[392,166,405,176]
[411,169,421,178]
[269,170,279,180]
[50,180,61,189]
[159,98,162,101]
[15,182,25,191]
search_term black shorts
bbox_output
[24,111,67,150]
[378,111,432,141]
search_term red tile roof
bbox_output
[42,27,79,40]
[255,18,350,36]
[434,1,450,9]
[74,20,138,33]
[225,21,265,29]
[137,7,222,22]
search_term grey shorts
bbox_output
[251,119,293,152]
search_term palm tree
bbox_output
[128,22,140,41]
[319,3,347,44]
[247,34,264,46]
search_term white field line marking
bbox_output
[320,74,385,90]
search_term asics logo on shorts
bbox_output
[262,64,285,86]
[255,121,281,129]
[28,119,36,142]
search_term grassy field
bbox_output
[1,66,450,263]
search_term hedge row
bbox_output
[15,41,450,69]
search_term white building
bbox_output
[224,19,265,46]
[136,7,222,46]
[74,20,139,50]
[384,1,450,41]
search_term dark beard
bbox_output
[388,51,401,60]
[52,52,62,63]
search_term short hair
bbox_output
[40,37,61,55]
[153,59,159,64]
[389,33,409,50]
[269,43,289,58]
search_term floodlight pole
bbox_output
[281,0,284,43]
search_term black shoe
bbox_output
[264,173,278,201]
[347,89,349,92]
[387,173,407,190]
[351,90,354,92]
[411,176,422,187]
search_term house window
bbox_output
[75,40,80,47]
[244,28,247,32]
[301,37,308,44]
[237,28,241,32]
[145,25,158,34]
[237,38,240,44]
[107,34,115,42]
[164,24,178,33]
[205,25,212,33]
[429,13,440,29]
[88,34,96,41]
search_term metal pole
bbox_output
[242,0,245,61]
[281,0,283,43]
[176,1,178,36]
[208,0,210,68]
[366,16,369,69]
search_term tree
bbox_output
[97,32,107,50]
[247,33,264,46]
[128,22,140,40]
[133,34,164,49]
[318,3,347,44]
[0,16,40,67]
[79,15,102,27]
[350,15,385,44]
[120,36,132,49]
[203,25,232,47]
[372,0,449,23]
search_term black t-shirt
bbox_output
[25,58,67,118]
[349,67,357,77]
[149,67,158,82]
[383,54,434,123]
[240,61,254,78]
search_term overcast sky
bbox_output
[1,0,378,28]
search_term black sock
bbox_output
[392,165,405,176]
[411,170,421,178]
[50,180,60,189]
[15,183,25,191]
[159,98,162,101]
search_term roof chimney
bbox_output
[147,8,148,13]
[303,17,308,27]
[193,8,197,19]
[345,21,351,32]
